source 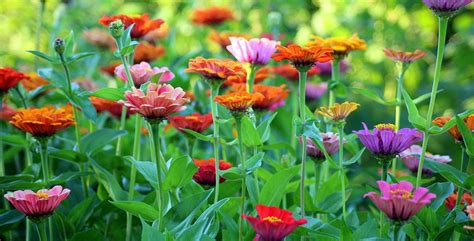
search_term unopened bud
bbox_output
[54,38,65,55]
[109,20,124,39]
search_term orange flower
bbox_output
[230,84,288,111]
[10,106,75,137]
[271,64,320,81]
[0,102,16,121]
[318,102,360,121]
[100,62,121,77]
[185,57,245,84]
[224,67,270,86]
[445,192,472,211]
[82,28,116,49]
[0,67,29,94]
[143,22,170,42]
[191,6,235,26]
[214,92,264,113]
[310,34,366,57]
[21,73,49,91]
[99,14,164,39]
[133,42,165,63]
[208,30,251,49]
[272,44,333,72]
[383,48,427,63]
[433,115,474,142]
[90,96,134,118]
[168,113,213,133]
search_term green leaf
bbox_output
[111,201,159,221]
[0,210,24,227]
[456,115,474,157]
[66,52,96,64]
[259,166,299,206]
[91,88,126,101]
[164,190,213,231]
[352,87,396,106]
[26,85,54,100]
[66,91,97,122]
[38,68,68,90]
[413,90,443,104]
[121,24,135,47]
[429,109,474,135]
[63,30,75,57]
[343,147,365,166]
[27,50,58,63]
[257,112,277,143]
[50,149,88,163]
[89,158,128,201]
[427,182,454,211]
[424,159,468,187]
[126,157,158,188]
[70,230,106,241]
[218,153,264,180]
[163,156,198,191]
[182,129,213,142]
[402,89,428,130]
[120,41,139,56]
[80,128,127,154]
[241,116,262,146]
[0,134,27,147]
[68,196,98,230]
[141,219,165,241]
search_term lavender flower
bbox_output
[306,132,340,162]
[306,82,328,101]
[423,0,472,16]
[400,145,451,175]
[315,60,349,76]
[226,37,279,65]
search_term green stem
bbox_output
[337,124,347,221]
[35,221,48,241]
[455,146,468,206]
[298,71,308,217]
[26,219,31,241]
[415,17,448,188]
[126,115,142,241]
[380,161,390,236]
[115,106,127,156]
[313,162,320,198]
[290,83,298,153]
[209,83,222,203]
[393,222,400,241]
[245,64,257,93]
[236,118,246,241]
[392,64,406,174]
[327,59,340,132]
[48,217,53,241]
[114,38,135,88]
[39,139,50,184]
[149,122,164,231]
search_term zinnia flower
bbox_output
[423,0,472,16]
[82,28,116,49]
[318,101,359,121]
[4,185,70,220]
[310,34,366,58]
[315,60,349,77]
[115,61,174,87]
[383,48,427,63]
[400,145,451,175]
[0,102,16,121]
[226,37,279,66]
[21,73,49,92]
[168,113,213,133]
[10,106,75,137]
[120,83,190,121]
[185,57,245,85]
[208,30,250,49]
[364,180,436,221]
[90,96,134,118]
[242,204,307,241]
[272,44,333,72]
[224,67,270,86]
[465,203,474,230]
[99,13,164,39]
[355,123,423,161]
[230,84,288,111]
[0,67,29,94]
[193,158,232,185]
[133,42,165,63]
[445,192,472,211]
[214,92,264,115]
[190,6,235,26]
[306,132,340,162]
[271,64,320,81]
[306,82,328,101]
[432,115,474,143]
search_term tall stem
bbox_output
[298,71,308,217]
[39,139,50,183]
[26,219,32,241]
[337,124,347,221]
[455,146,468,206]
[290,83,298,153]
[313,162,320,198]
[392,64,406,174]
[35,221,48,241]
[149,122,164,231]
[327,59,340,132]
[415,17,448,188]
[380,161,390,235]
[236,118,246,241]
[245,64,257,93]
[115,106,127,156]
[126,115,142,241]
[209,83,222,203]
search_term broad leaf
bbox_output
[111,201,159,221]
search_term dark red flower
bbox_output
[193,158,232,185]
[168,113,213,133]
[99,14,164,39]
[445,192,472,211]
[242,204,307,241]
[0,68,29,94]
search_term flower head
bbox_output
[10,106,75,137]
[191,6,235,26]
[445,192,472,211]
[230,84,288,111]
[400,145,451,175]
[133,42,165,63]
[115,62,174,87]
[193,158,232,185]
[226,37,279,65]
[242,204,307,241]
[306,82,328,101]
[306,132,340,162]
[21,73,49,92]
[272,44,333,72]
[0,67,29,94]
[432,115,474,143]
[82,28,116,49]
[208,31,251,49]
[99,14,164,39]
[315,60,349,76]
[168,113,213,133]
[214,92,264,116]
[185,57,245,85]
[90,96,134,118]
[465,203,474,230]
[120,83,190,121]
[0,102,16,121]
[423,0,472,16]
[364,180,436,221]
[383,48,427,63]
[318,101,359,121]
[271,64,320,81]
[310,34,366,58]
[224,67,270,86]
[4,185,70,220]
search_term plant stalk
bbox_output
[148,121,164,231]
[209,83,222,203]
[455,146,468,206]
[337,124,347,221]
[298,70,308,217]
[392,64,406,174]
[236,118,246,241]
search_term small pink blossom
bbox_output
[465,203,474,230]
[400,145,451,175]
[306,132,341,161]
[115,61,175,87]
[226,37,279,65]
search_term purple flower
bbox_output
[115,61,175,87]
[355,123,423,161]
[226,37,279,65]
[306,82,328,101]
[400,145,451,175]
[315,60,349,76]
[364,180,436,221]
[306,132,340,162]
[423,0,471,13]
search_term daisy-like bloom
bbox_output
[82,28,116,49]
[208,30,250,49]
[310,34,366,59]
[90,96,134,118]
[355,123,423,161]
[185,57,245,86]
[445,192,472,211]
[272,44,334,72]
[214,92,264,116]
[10,106,75,137]
[168,113,213,133]
[21,73,49,91]
[242,204,307,241]
[383,48,427,64]
[133,42,165,63]
[120,83,190,121]
[432,115,474,143]
[4,186,70,221]
[400,145,451,175]
[364,180,436,221]
[224,67,270,86]
[190,6,235,26]
[423,0,472,16]
[315,60,349,77]
[230,84,288,111]
[226,37,279,66]
[306,132,340,162]
[306,82,328,101]
[100,62,121,77]
[115,61,174,87]
[0,102,16,121]
[318,101,360,121]
[465,203,474,230]
[142,22,169,42]
[0,67,29,94]
[271,64,320,81]
[99,13,164,39]
[193,158,232,185]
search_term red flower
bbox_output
[445,192,472,211]
[193,158,232,185]
[0,67,29,94]
[168,113,213,133]
[0,102,16,121]
[99,14,164,39]
[242,204,307,241]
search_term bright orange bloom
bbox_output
[143,23,170,42]
[100,62,121,77]
[230,84,288,111]
[82,28,116,49]
[445,192,472,211]
[272,44,333,71]
[310,34,366,57]
[208,30,251,49]
[318,102,360,121]
[383,48,427,63]
[99,14,164,39]
[10,106,75,137]
[90,96,134,118]
[193,158,233,185]
[0,102,16,121]
[133,42,165,63]
[185,57,245,83]
[271,64,320,81]
[168,113,213,133]
[214,92,264,113]
[21,73,49,91]
[191,6,235,26]
[224,67,270,86]
[432,115,474,142]
[0,67,29,94]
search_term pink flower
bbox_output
[4,186,70,219]
[465,203,474,230]
[306,132,341,161]
[115,61,175,87]
[400,145,451,175]
[226,37,279,65]
[121,83,190,120]
[306,82,328,101]
[364,180,436,221]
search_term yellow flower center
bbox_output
[36,192,49,199]
[262,216,283,223]
[390,189,413,199]
[375,123,396,131]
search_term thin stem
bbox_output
[26,219,31,241]
[313,162,320,198]
[39,139,50,184]
[149,122,164,231]
[380,161,390,236]
[298,71,308,217]
[290,83,298,153]
[327,59,340,132]
[115,106,127,156]
[126,115,142,241]
[392,64,406,174]
[415,133,430,188]
[455,146,468,206]
[337,124,346,222]
[393,222,400,241]
[210,83,222,203]
[245,64,257,93]
[113,37,135,88]
[35,221,48,241]
[236,118,246,241]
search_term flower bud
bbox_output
[109,20,124,39]
[54,38,65,55]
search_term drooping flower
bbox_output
[445,192,472,211]
[271,64,320,81]
[21,73,49,92]
[185,57,245,85]
[310,34,366,58]
[133,42,165,63]
[272,44,333,72]
[120,83,190,121]
[318,101,359,121]
[0,102,16,121]
[306,82,328,101]
[432,115,474,143]
[364,180,436,221]
[226,37,279,66]
[355,123,423,161]
[383,48,427,63]
[10,106,75,137]
[306,132,340,162]
[193,158,232,185]
[99,13,164,39]
[214,92,264,115]
[465,203,474,230]
[0,67,29,94]
[90,96,134,118]
[115,62,174,87]
[168,113,213,133]
[208,30,251,49]
[224,67,270,86]
[400,145,451,175]
[82,28,116,49]
[4,185,70,220]
[190,6,235,26]
[242,204,307,241]
[230,84,288,111]
[315,60,349,76]
[422,0,472,16]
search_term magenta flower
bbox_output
[400,145,451,175]
[423,0,471,14]
[226,37,279,65]
[306,82,328,101]
[306,132,340,161]
[4,186,70,220]
[315,60,348,76]
[364,180,436,221]
[115,61,175,87]
[355,123,423,161]
[121,83,190,121]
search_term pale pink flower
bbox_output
[306,132,341,161]
[464,203,474,230]
[115,61,175,87]
[400,145,451,175]
[226,37,279,65]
